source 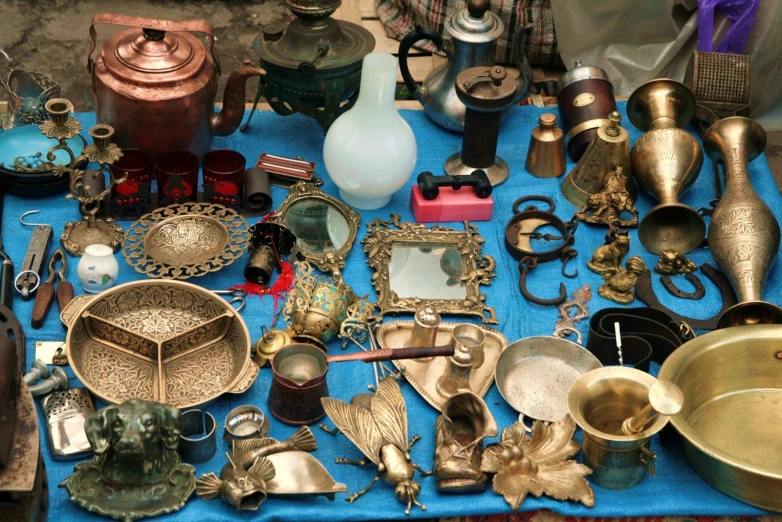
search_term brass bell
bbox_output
[561,111,635,208]
[525,113,565,178]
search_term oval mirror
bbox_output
[278,183,360,274]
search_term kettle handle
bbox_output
[87,13,221,75]
[398,25,443,104]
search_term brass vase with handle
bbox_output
[704,116,782,328]
[627,79,705,254]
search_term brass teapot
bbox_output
[87,14,262,157]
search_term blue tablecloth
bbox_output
[5,103,778,521]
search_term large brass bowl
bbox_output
[66,280,256,408]
[658,325,782,511]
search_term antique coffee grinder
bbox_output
[244,0,376,132]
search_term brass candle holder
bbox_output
[42,98,126,256]
[627,80,705,254]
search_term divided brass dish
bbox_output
[376,320,508,410]
[66,280,256,409]
[123,203,251,279]
[658,325,782,512]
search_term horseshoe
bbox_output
[661,273,706,300]
[636,263,737,330]
[518,257,567,306]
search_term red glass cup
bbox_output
[155,150,199,203]
[110,149,153,198]
[202,149,246,205]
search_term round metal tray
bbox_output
[122,203,251,279]
[66,280,256,408]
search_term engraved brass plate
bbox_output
[123,203,251,279]
[573,93,595,107]
[66,280,255,408]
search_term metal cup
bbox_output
[451,324,485,369]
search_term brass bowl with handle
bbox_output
[658,324,782,511]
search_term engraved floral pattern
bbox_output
[74,341,156,402]
[122,203,250,280]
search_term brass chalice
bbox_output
[627,79,705,254]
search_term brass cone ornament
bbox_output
[561,111,634,208]
[628,79,705,254]
[703,116,782,328]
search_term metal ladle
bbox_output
[622,380,684,435]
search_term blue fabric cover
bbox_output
[4,103,776,521]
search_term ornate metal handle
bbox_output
[87,13,221,75]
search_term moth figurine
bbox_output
[321,377,430,515]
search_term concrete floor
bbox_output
[0,0,289,111]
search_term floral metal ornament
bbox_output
[363,214,498,324]
[481,415,594,510]
[123,203,251,279]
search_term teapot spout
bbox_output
[512,25,534,104]
[212,64,263,136]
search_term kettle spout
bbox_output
[212,65,263,136]
[512,25,534,104]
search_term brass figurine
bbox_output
[60,399,196,521]
[434,392,497,493]
[561,111,634,208]
[599,256,647,305]
[627,79,705,254]
[196,426,331,510]
[655,250,697,275]
[703,117,782,328]
[575,166,638,227]
[42,99,126,256]
[480,415,594,510]
[321,377,430,515]
[587,229,630,276]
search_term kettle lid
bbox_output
[101,27,208,84]
[446,0,504,44]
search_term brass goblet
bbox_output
[703,116,782,328]
[627,79,705,254]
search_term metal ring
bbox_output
[14,269,40,295]
[564,118,611,146]
[224,405,270,442]
[179,409,217,464]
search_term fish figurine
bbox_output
[195,426,317,511]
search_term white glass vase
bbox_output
[323,52,417,210]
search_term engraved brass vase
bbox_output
[628,79,705,254]
[703,117,782,328]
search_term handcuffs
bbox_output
[504,196,578,306]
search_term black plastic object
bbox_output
[417,170,492,200]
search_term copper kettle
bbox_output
[87,14,262,157]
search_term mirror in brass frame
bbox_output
[627,79,705,254]
[703,116,782,328]
[278,182,360,276]
[66,280,257,409]
[123,203,251,279]
[363,214,497,323]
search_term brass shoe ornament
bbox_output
[627,79,705,254]
[434,392,497,493]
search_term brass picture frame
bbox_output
[277,182,361,275]
[363,214,498,323]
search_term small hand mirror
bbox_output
[278,182,360,275]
